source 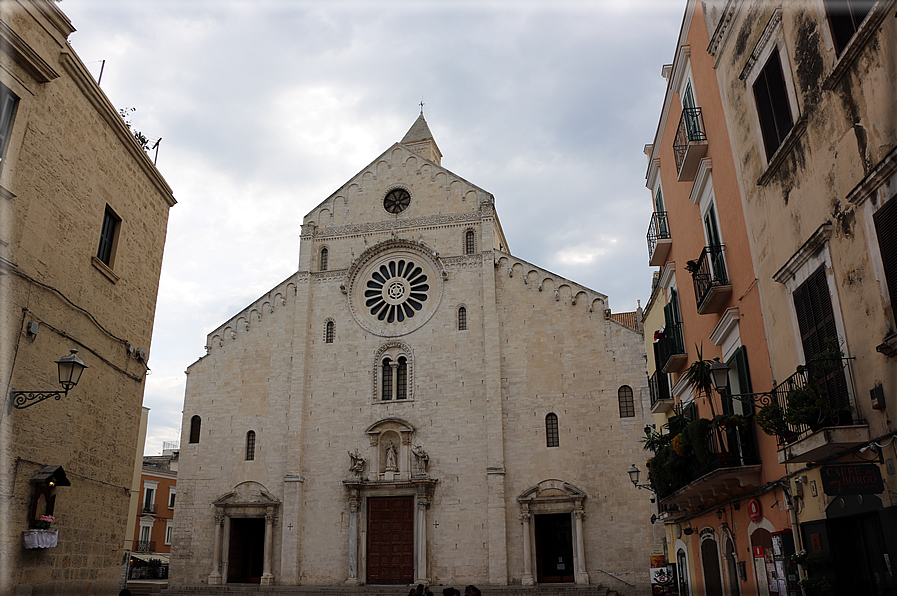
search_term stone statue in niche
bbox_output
[384,441,398,472]
[348,449,366,477]
[412,445,429,476]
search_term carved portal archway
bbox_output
[517,479,589,585]
[208,482,281,586]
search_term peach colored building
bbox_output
[639,1,791,595]
[129,448,177,580]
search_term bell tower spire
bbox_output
[401,111,442,166]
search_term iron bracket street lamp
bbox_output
[708,357,777,406]
[627,464,655,492]
[8,349,87,412]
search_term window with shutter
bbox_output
[874,194,897,310]
[753,49,794,159]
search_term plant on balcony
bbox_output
[756,402,788,436]
[644,414,714,497]
[34,515,55,530]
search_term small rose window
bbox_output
[364,259,429,323]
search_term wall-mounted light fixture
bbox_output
[627,464,655,492]
[9,349,87,411]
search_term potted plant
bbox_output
[24,515,58,549]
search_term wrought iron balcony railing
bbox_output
[655,322,686,373]
[763,356,858,445]
[647,211,671,265]
[142,503,156,514]
[689,245,730,313]
[649,370,671,409]
[673,107,707,174]
[134,540,156,553]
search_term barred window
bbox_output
[245,430,256,461]
[320,247,328,271]
[465,230,476,255]
[189,415,201,444]
[458,306,467,330]
[618,385,635,418]
[545,413,559,447]
[325,321,334,343]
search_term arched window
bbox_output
[325,321,334,343]
[245,431,256,461]
[458,306,467,331]
[320,247,328,271]
[545,413,559,447]
[382,358,393,401]
[396,357,407,400]
[189,415,201,444]
[618,385,635,418]
[465,230,476,255]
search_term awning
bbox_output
[30,465,71,487]
[129,553,169,564]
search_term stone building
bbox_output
[170,114,653,591]
[0,1,176,593]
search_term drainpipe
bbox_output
[781,482,807,596]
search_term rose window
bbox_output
[364,259,429,323]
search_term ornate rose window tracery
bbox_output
[347,240,444,337]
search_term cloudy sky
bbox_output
[60,0,686,455]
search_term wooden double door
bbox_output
[535,513,575,583]
[227,517,265,583]
[367,496,414,585]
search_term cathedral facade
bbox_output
[169,115,653,591]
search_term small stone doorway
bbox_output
[366,496,414,584]
[227,517,265,583]
[534,513,575,583]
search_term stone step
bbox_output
[161,585,620,596]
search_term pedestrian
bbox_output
[443,588,454,596]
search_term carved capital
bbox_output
[519,512,531,523]
[214,515,225,526]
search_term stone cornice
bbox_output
[708,0,739,67]
[0,20,59,82]
[846,145,897,206]
[307,211,482,240]
[739,8,782,82]
[773,223,832,284]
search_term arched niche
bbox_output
[366,418,415,480]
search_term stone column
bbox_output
[573,505,589,585]
[390,362,399,400]
[414,494,430,584]
[347,497,361,585]
[520,509,534,586]
[208,514,224,585]
[261,508,276,585]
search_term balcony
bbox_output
[689,245,732,314]
[673,107,708,181]
[142,503,157,514]
[755,356,869,464]
[649,370,673,413]
[656,322,687,373]
[647,211,672,266]
[134,540,156,553]
[655,418,762,509]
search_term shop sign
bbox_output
[748,498,762,522]
[820,464,884,495]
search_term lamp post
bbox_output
[9,349,87,411]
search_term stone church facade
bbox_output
[170,115,653,590]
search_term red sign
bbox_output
[748,498,762,522]
[752,546,765,558]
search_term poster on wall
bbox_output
[650,565,678,595]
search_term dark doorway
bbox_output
[829,512,896,596]
[534,513,574,583]
[367,496,414,585]
[227,517,265,583]
[700,539,724,596]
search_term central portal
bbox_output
[535,513,575,583]
[367,496,414,584]
[227,517,265,583]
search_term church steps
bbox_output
[161,586,620,596]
